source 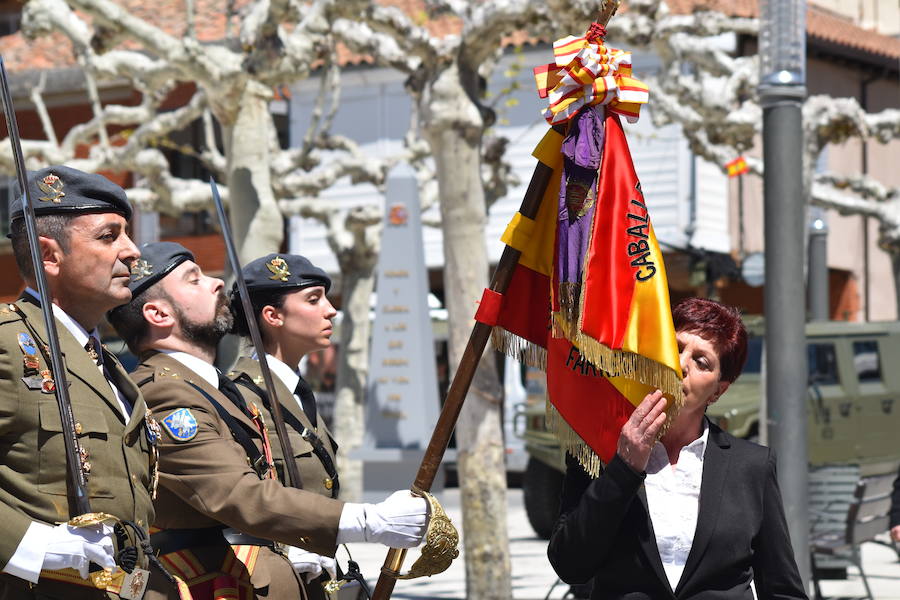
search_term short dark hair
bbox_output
[672,297,748,383]
[10,214,75,280]
[107,285,169,355]
[230,288,289,339]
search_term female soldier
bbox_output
[229,253,341,599]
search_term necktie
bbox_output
[294,377,318,428]
[86,337,133,414]
[217,371,250,414]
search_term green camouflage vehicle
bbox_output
[518,319,900,539]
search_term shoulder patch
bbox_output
[161,408,198,442]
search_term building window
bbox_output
[807,342,839,386]
[852,340,881,383]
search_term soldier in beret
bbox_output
[228,254,340,598]
[107,242,429,600]
[0,166,157,599]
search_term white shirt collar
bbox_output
[24,287,98,349]
[262,354,300,393]
[160,350,220,389]
[646,419,710,474]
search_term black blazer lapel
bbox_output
[675,423,732,594]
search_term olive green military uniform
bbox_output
[0,296,156,599]
[133,351,344,600]
[229,358,339,600]
[230,357,338,498]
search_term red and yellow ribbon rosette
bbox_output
[534,28,650,125]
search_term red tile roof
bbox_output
[1,0,897,73]
[665,0,900,61]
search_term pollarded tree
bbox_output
[7,0,402,508]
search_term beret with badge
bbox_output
[231,254,331,337]
[238,253,331,295]
[127,241,195,298]
[10,165,132,221]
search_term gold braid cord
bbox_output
[384,490,459,580]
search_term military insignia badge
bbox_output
[266,256,291,282]
[17,332,41,375]
[130,259,154,281]
[37,174,66,203]
[145,408,161,445]
[162,408,198,441]
[40,369,56,394]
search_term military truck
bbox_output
[518,319,900,539]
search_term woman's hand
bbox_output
[616,390,668,473]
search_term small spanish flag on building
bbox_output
[725,156,749,177]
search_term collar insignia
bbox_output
[267,257,290,282]
[131,259,154,280]
[162,408,198,442]
[37,174,66,203]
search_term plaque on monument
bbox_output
[358,171,442,500]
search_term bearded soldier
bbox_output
[0,166,157,599]
[108,242,427,600]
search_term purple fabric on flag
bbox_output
[557,106,605,286]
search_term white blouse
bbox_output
[644,422,709,590]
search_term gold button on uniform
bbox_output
[74,422,83,435]
[297,536,310,545]
[323,477,333,490]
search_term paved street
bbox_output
[344,487,900,599]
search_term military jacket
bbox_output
[133,351,344,556]
[0,296,155,567]
[229,357,339,498]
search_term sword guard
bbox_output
[381,488,459,580]
[66,512,119,527]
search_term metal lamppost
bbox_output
[808,208,829,321]
[758,0,811,587]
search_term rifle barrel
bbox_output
[0,56,90,516]
[209,178,304,489]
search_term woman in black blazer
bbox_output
[548,298,808,600]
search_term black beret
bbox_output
[239,253,331,295]
[10,165,132,221]
[127,241,194,297]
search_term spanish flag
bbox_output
[725,156,749,177]
[476,24,682,473]
[479,115,682,473]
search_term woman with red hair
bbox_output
[548,297,807,599]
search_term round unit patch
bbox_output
[162,408,199,442]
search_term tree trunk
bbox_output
[423,63,512,600]
[332,249,377,502]
[222,80,284,262]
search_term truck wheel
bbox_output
[523,457,563,539]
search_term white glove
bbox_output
[286,546,337,582]
[42,523,116,578]
[336,490,428,548]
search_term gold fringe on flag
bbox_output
[546,393,680,479]
[490,327,547,371]
[546,402,603,478]
[552,309,684,406]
